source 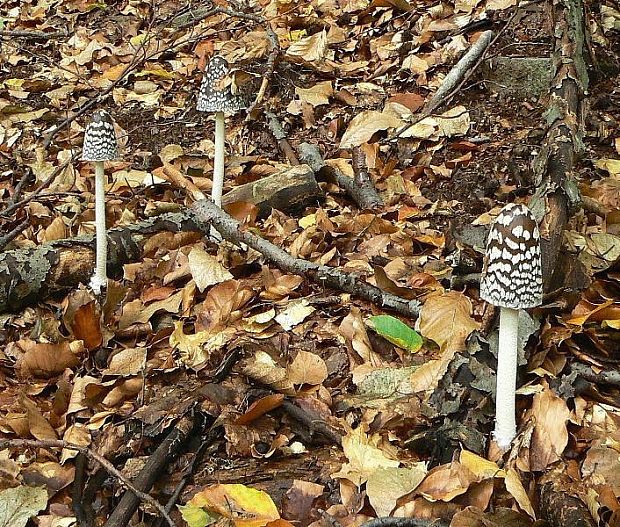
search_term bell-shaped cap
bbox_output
[197,55,246,113]
[82,110,119,162]
[480,203,543,309]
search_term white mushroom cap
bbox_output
[197,55,246,113]
[82,110,119,162]
[480,203,543,309]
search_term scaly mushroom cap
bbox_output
[197,55,246,113]
[480,203,543,309]
[82,110,118,162]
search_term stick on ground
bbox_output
[191,199,421,318]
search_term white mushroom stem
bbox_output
[212,110,226,207]
[90,161,107,294]
[494,306,519,451]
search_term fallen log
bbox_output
[0,212,197,313]
[530,0,588,289]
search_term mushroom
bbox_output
[196,55,246,207]
[479,203,543,451]
[82,110,119,294]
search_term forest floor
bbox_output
[0,1,620,527]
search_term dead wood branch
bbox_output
[540,480,596,527]
[0,211,198,314]
[281,400,343,446]
[1,158,74,218]
[0,220,28,252]
[530,0,588,289]
[571,363,620,388]
[0,29,68,40]
[298,142,383,210]
[222,164,323,217]
[360,519,450,527]
[191,199,421,318]
[392,30,493,139]
[104,415,195,527]
[0,438,177,527]
[265,111,301,165]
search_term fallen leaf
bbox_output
[0,485,47,527]
[188,246,233,292]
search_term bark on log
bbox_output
[531,0,588,290]
[0,167,321,313]
[0,212,198,313]
[540,481,596,527]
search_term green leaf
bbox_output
[178,503,218,527]
[366,315,423,353]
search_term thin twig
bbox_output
[0,157,74,218]
[265,111,300,165]
[0,29,68,40]
[392,30,494,140]
[0,219,28,251]
[0,438,176,527]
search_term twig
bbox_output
[154,426,222,527]
[281,400,342,446]
[265,111,300,165]
[360,519,449,527]
[0,220,28,251]
[298,143,382,210]
[191,199,421,318]
[392,30,494,140]
[105,415,195,527]
[1,158,74,218]
[42,22,159,149]
[0,29,68,40]
[159,163,207,201]
[571,363,620,388]
[8,171,31,206]
[0,438,176,527]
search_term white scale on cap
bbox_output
[82,110,118,162]
[197,56,246,113]
[480,203,543,309]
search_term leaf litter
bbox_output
[0,0,619,526]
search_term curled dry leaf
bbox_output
[332,426,400,486]
[241,350,296,395]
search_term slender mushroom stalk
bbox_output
[479,203,543,451]
[81,110,119,295]
[196,55,246,208]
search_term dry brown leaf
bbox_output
[416,461,478,502]
[287,351,328,386]
[366,464,427,516]
[527,383,570,471]
[339,307,385,366]
[286,30,328,63]
[332,426,400,486]
[188,245,233,292]
[17,340,83,379]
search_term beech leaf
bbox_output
[366,315,423,353]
